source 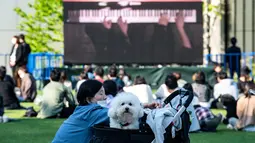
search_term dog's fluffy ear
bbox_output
[108,108,117,119]
[138,108,144,118]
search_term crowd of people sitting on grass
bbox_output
[0,64,255,133]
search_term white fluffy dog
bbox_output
[108,92,144,129]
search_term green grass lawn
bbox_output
[0,103,254,143]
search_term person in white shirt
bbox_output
[162,74,200,132]
[173,72,187,88]
[123,76,154,104]
[213,71,239,100]
[103,80,118,107]
[76,71,88,92]
[155,72,187,100]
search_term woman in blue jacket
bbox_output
[52,79,158,143]
[52,80,108,143]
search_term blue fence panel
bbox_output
[27,53,64,80]
[205,52,255,76]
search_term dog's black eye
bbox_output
[121,103,125,106]
[129,103,132,106]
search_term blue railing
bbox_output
[0,52,254,80]
[206,52,254,76]
[27,53,64,80]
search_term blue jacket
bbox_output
[52,104,109,143]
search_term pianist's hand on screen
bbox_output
[117,16,128,37]
[175,11,192,49]
[102,17,112,30]
[158,13,169,26]
[175,11,185,29]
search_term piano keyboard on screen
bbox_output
[67,9,197,23]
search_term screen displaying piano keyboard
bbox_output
[67,9,196,23]
[63,1,203,64]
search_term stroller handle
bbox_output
[163,89,194,108]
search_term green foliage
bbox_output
[203,1,224,18]
[14,0,63,53]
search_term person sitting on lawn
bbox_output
[123,75,155,104]
[103,80,118,107]
[52,80,109,143]
[193,104,222,132]
[0,66,15,87]
[17,66,37,102]
[157,74,201,132]
[228,82,255,132]
[173,72,187,87]
[52,80,158,143]
[60,71,72,92]
[75,71,88,92]
[108,66,125,91]
[192,71,213,108]
[37,69,76,119]
[118,68,132,86]
[213,71,239,101]
[94,66,104,83]
[0,66,21,109]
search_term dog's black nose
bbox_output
[125,107,129,112]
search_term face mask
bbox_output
[97,100,107,108]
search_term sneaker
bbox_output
[2,115,9,123]
[227,124,234,129]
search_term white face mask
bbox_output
[97,100,107,108]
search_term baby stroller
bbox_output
[90,89,194,143]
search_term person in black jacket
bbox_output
[0,66,15,87]
[0,66,21,109]
[10,35,25,87]
[19,34,31,65]
[226,37,241,79]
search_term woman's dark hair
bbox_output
[50,69,61,82]
[244,82,255,98]
[109,66,118,77]
[77,80,103,105]
[183,83,194,93]
[165,74,178,90]
[60,71,68,83]
[241,66,251,75]
[80,71,88,80]
[0,66,6,81]
[19,34,25,41]
[13,35,20,44]
[134,75,147,85]
[195,71,206,84]
[103,80,118,97]
[217,71,228,80]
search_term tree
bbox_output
[14,0,63,53]
[203,0,224,63]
